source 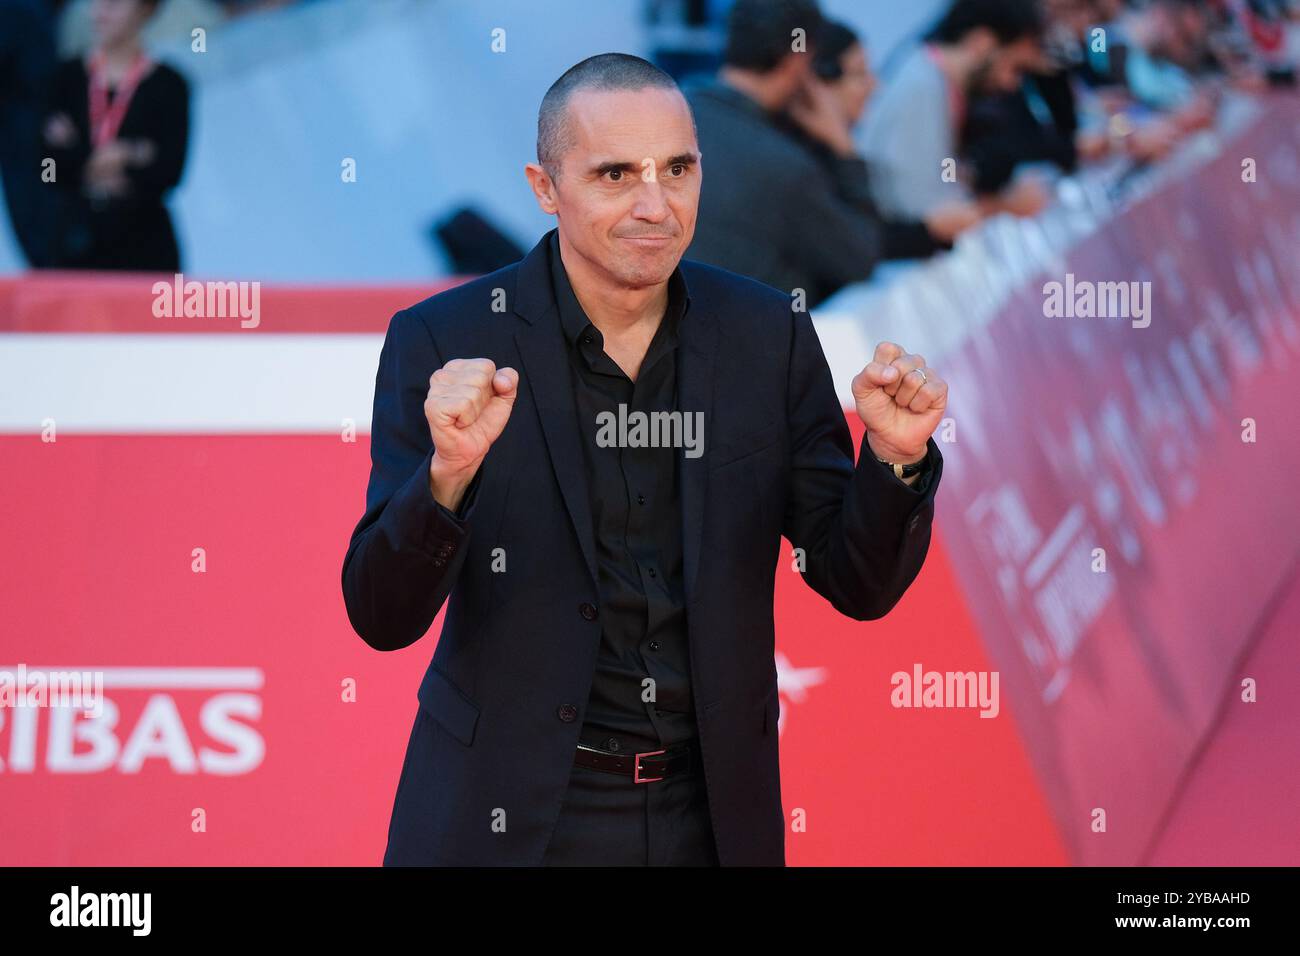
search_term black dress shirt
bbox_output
[431,231,932,752]
[546,231,697,755]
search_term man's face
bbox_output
[833,43,876,126]
[531,87,701,290]
[91,0,152,46]
[971,35,1043,94]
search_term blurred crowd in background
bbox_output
[676,0,1298,306]
[0,0,1296,302]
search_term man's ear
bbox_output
[524,162,559,215]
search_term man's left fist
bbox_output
[850,341,948,464]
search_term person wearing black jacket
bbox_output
[343,53,946,866]
[962,70,1081,195]
[776,19,981,304]
[0,0,58,267]
[685,3,977,309]
[42,0,189,271]
[960,0,1094,196]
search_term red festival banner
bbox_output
[933,100,1300,864]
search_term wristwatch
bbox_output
[875,452,928,480]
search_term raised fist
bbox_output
[424,358,518,509]
[850,341,947,465]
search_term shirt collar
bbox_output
[546,229,690,350]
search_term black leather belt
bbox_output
[574,741,699,783]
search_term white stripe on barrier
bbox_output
[0,334,384,433]
[0,667,264,689]
[2,322,870,433]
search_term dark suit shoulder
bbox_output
[402,259,524,339]
[685,83,823,173]
[679,257,796,336]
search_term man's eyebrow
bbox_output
[588,152,700,177]
[589,159,641,177]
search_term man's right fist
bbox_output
[424,358,518,510]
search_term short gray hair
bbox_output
[536,53,691,179]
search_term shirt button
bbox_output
[579,602,598,621]
[583,334,593,344]
[647,567,657,578]
[637,494,646,505]
[604,737,621,752]
[649,641,661,652]
[557,704,578,722]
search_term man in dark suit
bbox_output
[342,52,947,867]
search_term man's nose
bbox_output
[631,176,670,222]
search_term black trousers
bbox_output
[541,759,720,866]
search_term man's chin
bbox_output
[611,246,681,288]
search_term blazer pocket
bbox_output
[417,665,480,746]
[709,421,782,470]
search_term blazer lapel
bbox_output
[512,237,599,590]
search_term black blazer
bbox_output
[342,231,943,866]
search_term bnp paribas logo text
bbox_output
[595,405,704,458]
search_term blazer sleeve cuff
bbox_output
[855,434,943,521]
[387,449,480,561]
